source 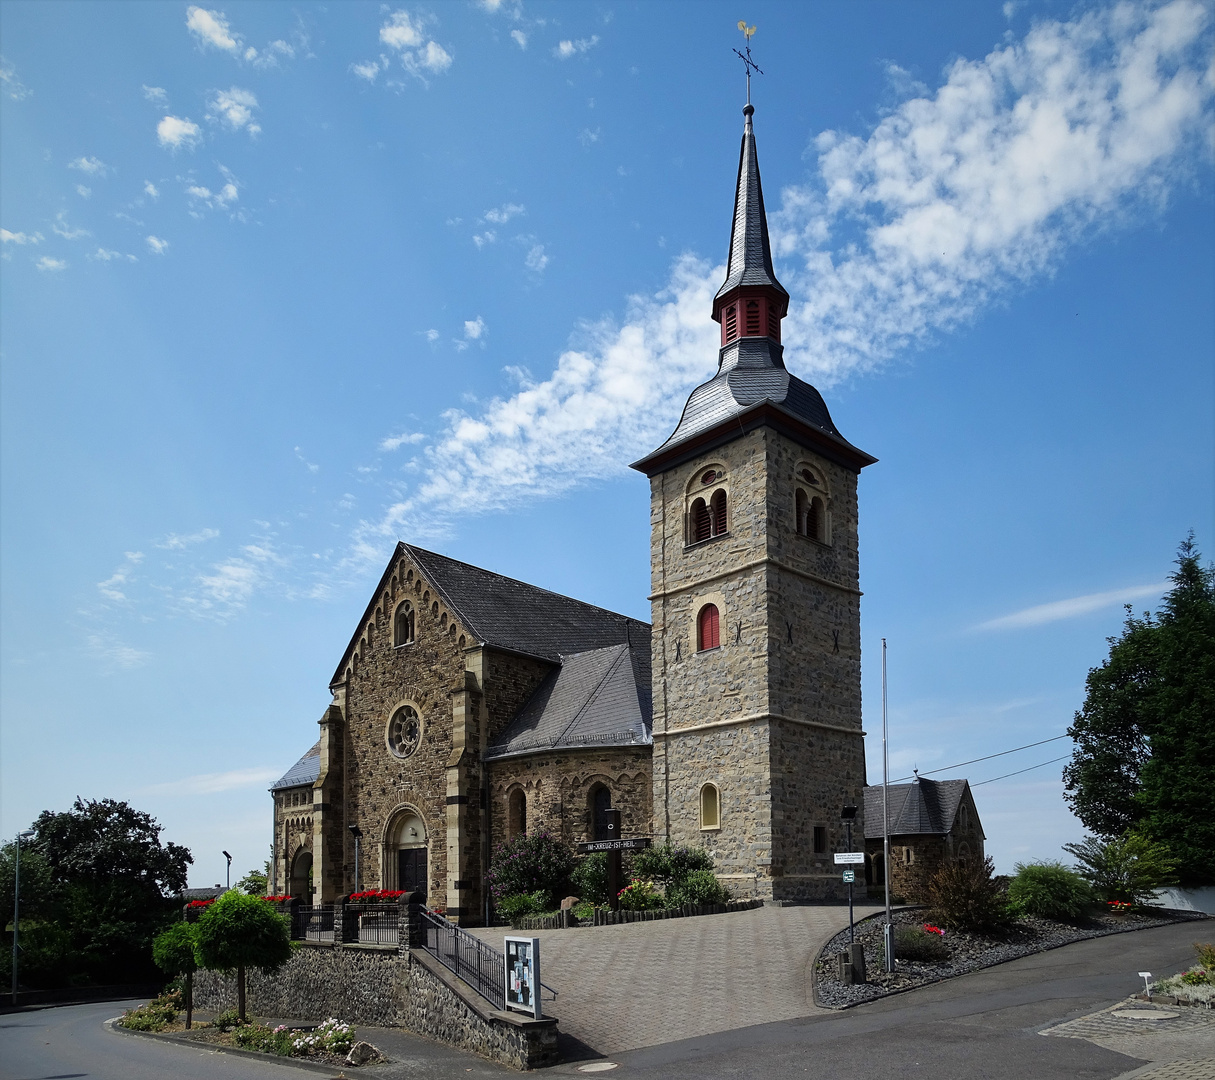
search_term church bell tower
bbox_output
[631,102,876,902]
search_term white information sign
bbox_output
[504,936,541,1019]
[833,852,865,865]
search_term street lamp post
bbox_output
[348,826,363,895]
[11,828,35,1006]
[222,851,232,890]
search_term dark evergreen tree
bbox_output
[1063,536,1215,885]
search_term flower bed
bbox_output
[815,906,1205,1009]
[348,889,406,902]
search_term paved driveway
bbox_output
[468,902,882,1055]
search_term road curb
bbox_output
[106,1016,385,1076]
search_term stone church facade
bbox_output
[271,101,884,921]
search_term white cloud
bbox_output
[472,230,497,248]
[352,58,384,82]
[87,634,151,670]
[36,256,68,272]
[157,528,220,549]
[1,56,32,100]
[75,184,92,199]
[146,235,170,255]
[555,36,599,59]
[351,0,1213,540]
[579,126,601,146]
[87,247,137,262]
[143,766,280,796]
[186,167,240,212]
[196,543,279,610]
[511,30,528,50]
[206,87,261,135]
[1,228,42,244]
[295,446,319,473]
[484,202,525,224]
[142,84,168,104]
[425,328,440,342]
[977,582,1168,631]
[144,181,160,198]
[52,211,89,239]
[186,6,240,52]
[524,243,548,272]
[464,316,486,340]
[69,155,109,176]
[380,431,426,451]
[377,10,453,83]
[96,551,144,601]
[157,115,202,150]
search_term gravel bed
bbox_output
[815,906,1208,1009]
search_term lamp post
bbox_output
[348,826,363,894]
[11,828,35,1006]
[841,805,858,943]
[222,851,232,890]
[882,638,894,972]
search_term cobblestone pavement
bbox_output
[467,903,881,1055]
[1042,997,1215,1078]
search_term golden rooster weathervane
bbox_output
[733,21,762,105]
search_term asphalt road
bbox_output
[0,921,1206,1080]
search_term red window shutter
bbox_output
[712,490,727,535]
[693,499,711,542]
[745,300,760,335]
[724,305,738,343]
[699,604,720,650]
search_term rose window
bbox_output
[388,706,422,759]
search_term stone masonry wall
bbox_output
[488,747,652,851]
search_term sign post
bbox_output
[834,850,864,943]
[504,936,542,1019]
[575,810,651,912]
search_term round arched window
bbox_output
[387,705,422,759]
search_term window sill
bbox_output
[795,532,832,548]
[700,825,721,833]
[393,642,415,649]
[683,532,730,553]
[696,646,721,655]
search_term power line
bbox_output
[891,733,1071,784]
[971,754,1071,787]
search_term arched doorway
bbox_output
[289,849,313,900]
[385,809,428,897]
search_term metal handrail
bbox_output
[345,903,400,946]
[417,908,507,1010]
[293,905,335,942]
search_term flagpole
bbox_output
[882,637,894,971]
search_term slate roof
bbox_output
[402,546,648,664]
[271,740,320,791]
[863,778,971,839]
[485,641,652,761]
[715,105,788,303]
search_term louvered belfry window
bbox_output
[692,498,712,542]
[724,304,738,343]
[745,299,761,335]
[698,604,720,651]
[809,496,823,541]
[768,302,781,341]
[711,489,727,535]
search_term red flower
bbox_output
[349,889,407,902]
[923,923,944,936]
[187,899,215,908]
[261,895,291,902]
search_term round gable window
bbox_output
[388,705,422,759]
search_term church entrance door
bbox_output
[398,847,426,894]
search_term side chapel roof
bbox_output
[485,640,652,761]
[862,778,976,839]
[270,739,320,791]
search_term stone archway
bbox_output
[383,807,428,897]
[289,848,313,900]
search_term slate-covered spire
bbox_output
[714,103,789,313]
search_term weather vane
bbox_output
[733,21,762,105]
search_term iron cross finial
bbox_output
[733,21,762,106]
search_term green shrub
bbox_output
[486,831,574,908]
[211,1007,244,1032]
[118,994,179,1032]
[234,1023,295,1055]
[617,879,664,911]
[1063,833,1178,906]
[1181,968,1214,986]
[667,869,730,907]
[886,927,950,964]
[496,890,550,924]
[924,856,1012,933]
[632,844,714,889]
[1006,861,1093,922]
[571,900,596,921]
[1195,943,1215,969]
[570,853,613,907]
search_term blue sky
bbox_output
[1,0,1211,888]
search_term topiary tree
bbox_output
[193,890,292,1022]
[152,922,198,1028]
[1006,862,1093,923]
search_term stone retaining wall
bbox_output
[192,942,556,1070]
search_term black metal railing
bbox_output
[293,905,335,942]
[346,904,400,946]
[417,908,506,1010]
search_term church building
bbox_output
[270,100,877,923]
